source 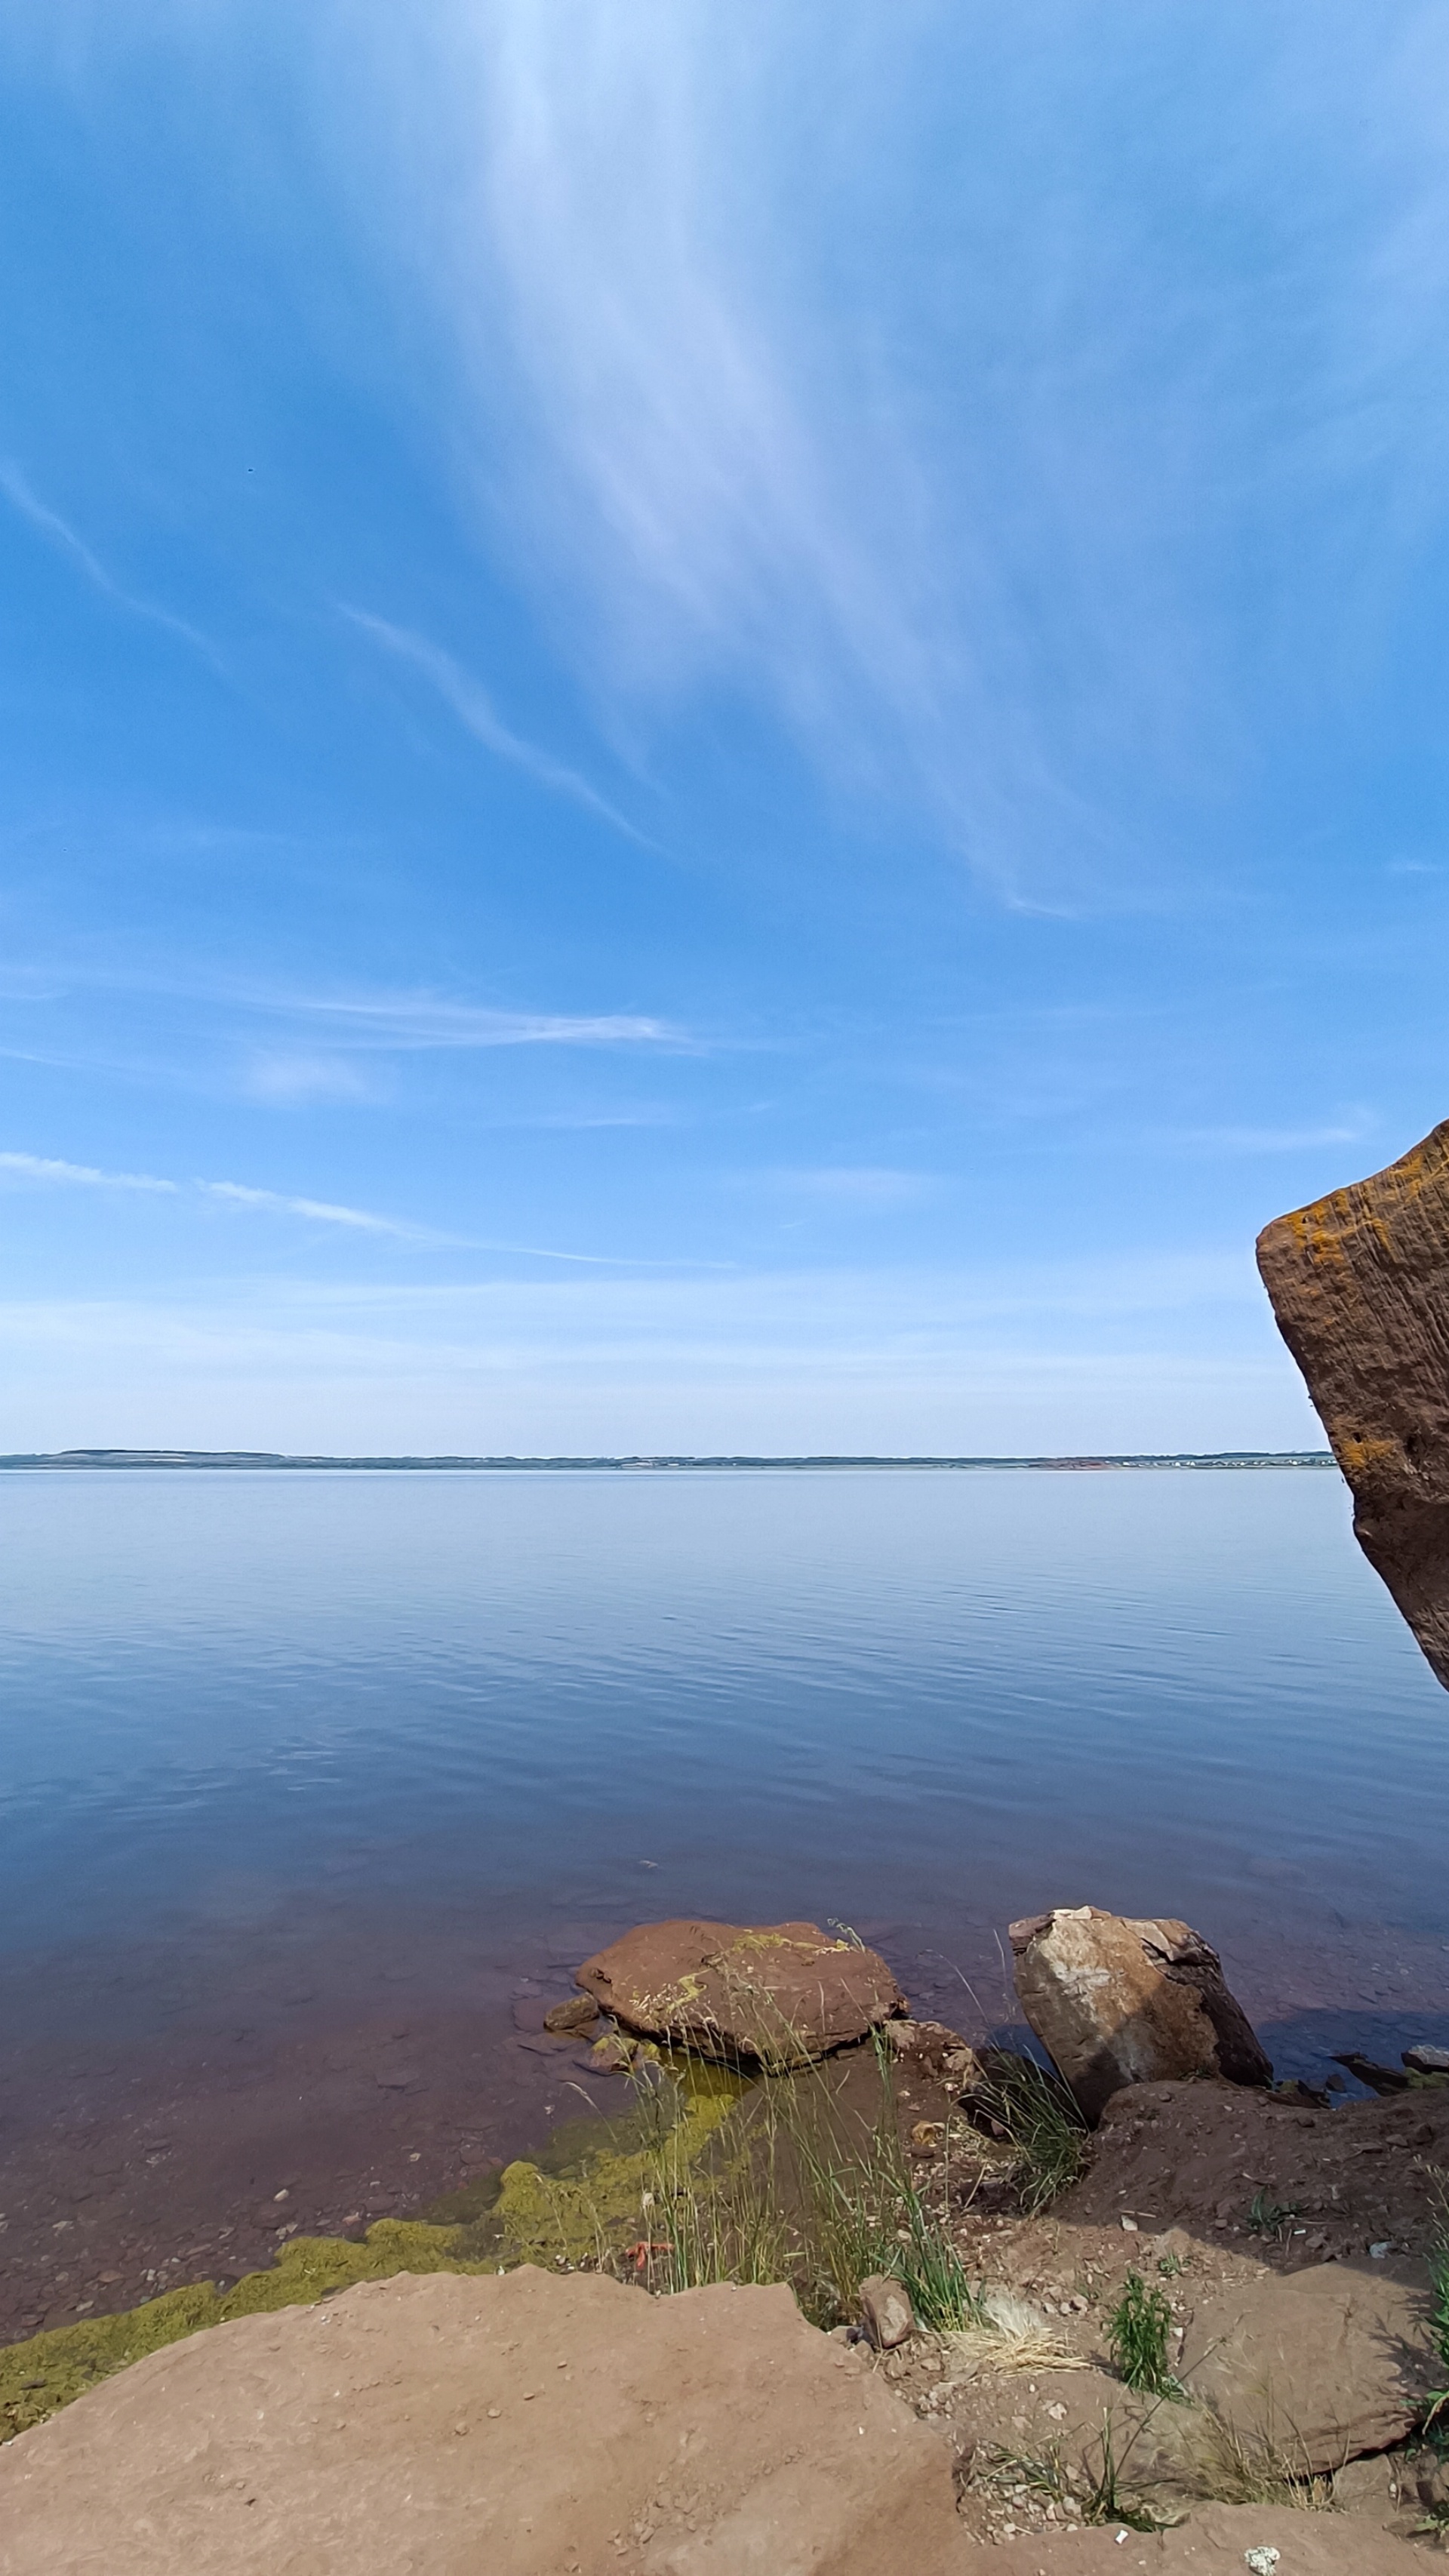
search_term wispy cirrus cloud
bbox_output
[264,988,687,1054]
[0,459,217,660]
[0,962,689,1086]
[242,1052,381,1106]
[19,5,1449,910]
[1,1146,416,1235]
[0,1145,721,1266]
[1149,1119,1374,1156]
[343,610,651,844]
[315,0,1449,909]
[195,1180,406,1233]
[0,1150,179,1195]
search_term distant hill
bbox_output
[0,1448,1336,1471]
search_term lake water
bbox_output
[2,1466,1447,2332]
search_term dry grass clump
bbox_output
[1187,2405,1339,2511]
[943,2288,1088,2381]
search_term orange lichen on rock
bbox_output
[1257,1117,1449,1687]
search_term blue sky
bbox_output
[2,2,1447,1453]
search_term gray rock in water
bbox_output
[1009,1904,1271,2124]
[1333,2051,1411,2095]
[1257,1120,1449,1692]
[1404,2042,1449,2074]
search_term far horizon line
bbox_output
[1,1447,1337,1473]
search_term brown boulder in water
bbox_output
[1009,1904,1272,2122]
[1257,1119,1449,1690]
[575,1919,906,2065]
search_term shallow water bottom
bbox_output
[2,1467,1447,2337]
[2,1888,1446,2346]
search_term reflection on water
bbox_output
[2,1467,1447,2063]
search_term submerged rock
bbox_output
[1009,1906,1271,2122]
[1332,2051,1411,2096]
[540,1995,598,2035]
[1257,1119,1449,1691]
[574,1919,906,2067]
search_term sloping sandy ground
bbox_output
[0,2268,958,2576]
[0,2263,1437,2576]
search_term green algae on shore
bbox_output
[0,2056,749,2444]
[0,2218,486,2442]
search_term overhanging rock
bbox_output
[1257,1119,1449,1690]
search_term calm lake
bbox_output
[5,1463,1448,2024]
[3,1464,1447,2333]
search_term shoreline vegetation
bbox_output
[2,1916,1449,2555]
[0,2034,1155,2448]
[5,1937,1447,2553]
[0,1448,1336,1471]
[0,2039,1048,2444]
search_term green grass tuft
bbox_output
[1106,2270,1182,2399]
[971,2054,1088,2213]
[1246,2188,1299,2240]
[1424,2170,1449,2430]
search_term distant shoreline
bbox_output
[0,1448,1337,1472]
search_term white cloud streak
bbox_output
[0,1150,179,1194]
[344,609,651,842]
[196,1180,403,1232]
[0,459,217,659]
[1150,1120,1374,1156]
[0,1145,719,1266]
[280,989,681,1051]
[304,0,1449,908]
[1,1146,414,1233]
